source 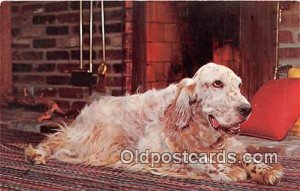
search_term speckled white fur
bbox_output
[26,63,283,185]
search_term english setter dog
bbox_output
[25,63,283,185]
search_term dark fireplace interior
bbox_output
[135,1,278,99]
[178,2,240,77]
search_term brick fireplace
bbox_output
[10,1,127,110]
[4,1,300,110]
[132,1,240,91]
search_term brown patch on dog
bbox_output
[251,166,257,173]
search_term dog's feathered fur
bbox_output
[25,63,283,185]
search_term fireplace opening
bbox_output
[178,1,240,77]
[133,1,277,98]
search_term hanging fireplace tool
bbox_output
[95,0,108,93]
[71,0,93,87]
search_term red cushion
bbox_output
[240,79,300,140]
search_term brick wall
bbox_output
[145,2,183,89]
[123,1,133,93]
[278,2,300,77]
[11,1,126,109]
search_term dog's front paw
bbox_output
[210,166,247,183]
[261,164,283,185]
[247,163,283,185]
[226,166,248,182]
[24,144,46,165]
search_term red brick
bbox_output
[13,75,45,84]
[279,48,300,58]
[11,5,20,13]
[11,0,126,100]
[94,9,123,22]
[283,2,300,11]
[124,45,132,60]
[124,22,132,34]
[22,51,44,60]
[46,76,70,85]
[21,3,44,13]
[146,42,173,62]
[151,82,168,90]
[46,26,69,35]
[32,15,56,25]
[32,64,56,72]
[46,51,69,60]
[279,31,293,43]
[125,9,132,22]
[12,51,22,60]
[33,87,57,97]
[125,1,133,8]
[109,35,122,47]
[12,64,32,72]
[58,87,84,99]
[57,64,79,73]
[45,2,69,13]
[33,39,56,48]
[71,50,96,60]
[156,2,177,23]
[146,23,164,42]
[21,27,45,37]
[112,63,124,73]
[106,76,125,87]
[101,23,122,33]
[147,65,155,82]
[281,14,300,27]
[12,39,31,49]
[57,13,80,23]
[147,82,153,89]
[103,1,124,8]
[298,33,300,42]
[12,28,21,37]
[12,43,30,49]
[56,37,79,48]
[172,43,182,61]
[106,50,123,60]
[146,63,166,82]
[12,16,31,26]
[164,24,180,42]
[146,2,158,22]
[72,101,87,110]
[112,89,123,96]
[70,1,91,10]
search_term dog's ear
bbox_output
[174,82,196,129]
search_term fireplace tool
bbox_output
[95,0,107,93]
[71,0,93,87]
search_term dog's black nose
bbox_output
[237,104,252,117]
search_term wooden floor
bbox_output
[1,108,300,157]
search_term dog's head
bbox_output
[174,62,251,135]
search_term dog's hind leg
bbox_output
[25,130,66,164]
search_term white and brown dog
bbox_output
[25,63,283,185]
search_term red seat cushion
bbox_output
[240,79,300,140]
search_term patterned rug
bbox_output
[1,127,300,191]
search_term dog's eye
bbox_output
[213,80,223,88]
